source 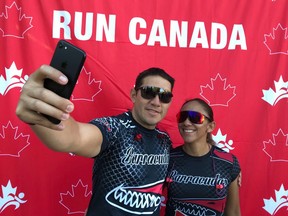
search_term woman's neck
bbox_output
[182,142,212,157]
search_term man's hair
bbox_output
[134,67,175,91]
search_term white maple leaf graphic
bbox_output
[263,184,288,215]
[0,180,27,213]
[59,179,91,214]
[71,67,102,101]
[200,73,236,106]
[212,128,235,153]
[262,76,288,106]
[0,62,28,95]
[263,129,288,162]
[0,1,33,38]
[0,121,31,157]
[264,23,288,55]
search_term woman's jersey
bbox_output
[165,145,241,216]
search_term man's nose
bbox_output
[151,94,161,105]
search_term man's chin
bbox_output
[147,117,162,126]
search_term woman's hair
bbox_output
[181,98,216,145]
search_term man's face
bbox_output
[131,75,173,129]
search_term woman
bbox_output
[165,98,241,216]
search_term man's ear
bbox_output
[207,121,216,133]
[130,88,137,103]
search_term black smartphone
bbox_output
[43,40,86,124]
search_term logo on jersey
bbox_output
[0,180,27,213]
[263,184,288,215]
[262,76,288,106]
[106,181,163,214]
[200,73,236,106]
[122,147,169,165]
[173,200,216,216]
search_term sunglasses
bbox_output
[136,86,173,103]
[176,110,211,124]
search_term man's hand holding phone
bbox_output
[16,65,74,129]
[44,40,86,124]
[16,40,86,128]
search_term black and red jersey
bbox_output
[86,111,171,215]
[165,145,241,216]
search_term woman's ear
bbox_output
[130,88,137,103]
[207,121,216,133]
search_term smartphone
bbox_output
[43,40,86,124]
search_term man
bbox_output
[16,65,175,215]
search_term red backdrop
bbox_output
[0,0,288,215]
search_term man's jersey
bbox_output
[165,145,241,216]
[86,112,171,215]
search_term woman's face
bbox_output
[178,101,214,144]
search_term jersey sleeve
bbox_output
[89,116,119,154]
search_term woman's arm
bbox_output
[224,174,241,216]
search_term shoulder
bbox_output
[170,145,184,157]
[90,111,129,124]
[212,146,238,164]
[213,147,241,180]
[155,128,171,141]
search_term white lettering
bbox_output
[53,10,71,39]
[170,20,188,48]
[129,19,247,50]
[170,170,229,187]
[74,12,93,40]
[96,14,116,42]
[228,24,247,50]
[147,19,167,46]
[121,147,169,165]
[211,23,227,49]
[52,11,116,42]
[52,11,247,50]
[129,17,147,45]
[189,21,209,48]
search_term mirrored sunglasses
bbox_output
[136,86,173,103]
[176,110,211,124]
